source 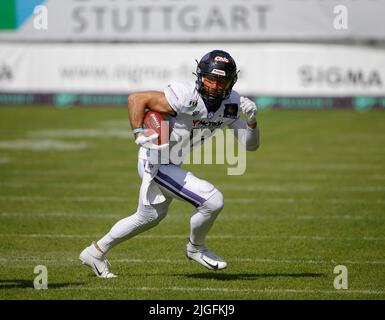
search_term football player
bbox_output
[80,50,260,278]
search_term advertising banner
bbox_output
[0,0,384,42]
[1,43,384,97]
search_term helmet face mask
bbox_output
[195,50,239,106]
[201,74,233,100]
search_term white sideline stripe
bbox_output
[0,212,122,219]
[100,120,128,127]
[103,258,385,266]
[257,147,385,156]
[0,157,11,164]
[241,173,385,180]
[243,163,385,170]
[0,139,89,151]
[339,186,385,192]
[0,196,130,202]
[295,215,385,221]
[1,257,384,266]
[228,198,385,204]
[0,196,384,204]
[237,173,385,182]
[0,182,124,190]
[2,170,138,177]
[53,286,385,295]
[3,171,385,181]
[2,212,384,221]
[3,182,385,193]
[111,258,385,266]
[28,129,128,139]
[1,233,384,241]
[220,185,385,192]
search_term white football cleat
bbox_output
[185,241,227,271]
[79,244,117,278]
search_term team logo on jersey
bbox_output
[207,112,215,119]
[192,110,200,117]
[224,103,238,119]
[189,99,198,108]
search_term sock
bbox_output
[189,191,223,245]
[189,209,217,246]
[96,211,163,254]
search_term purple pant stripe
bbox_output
[153,177,199,208]
[156,170,206,205]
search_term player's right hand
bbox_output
[135,132,169,150]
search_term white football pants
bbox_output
[97,158,224,254]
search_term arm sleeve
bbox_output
[228,118,260,151]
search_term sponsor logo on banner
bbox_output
[0,0,384,41]
[300,66,383,89]
[0,42,384,98]
[0,65,13,81]
[0,0,44,30]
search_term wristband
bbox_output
[247,121,257,129]
[129,128,144,136]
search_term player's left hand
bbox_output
[135,132,169,150]
[240,96,257,125]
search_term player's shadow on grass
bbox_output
[183,272,326,281]
[0,279,83,290]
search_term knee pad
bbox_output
[199,189,224,215]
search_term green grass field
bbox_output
[0,106,384,300]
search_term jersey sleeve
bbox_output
[163,81,192,115]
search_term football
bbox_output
[142,111,169,145]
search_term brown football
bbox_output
[142,111,169,145]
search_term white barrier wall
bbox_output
[0,43,384,97]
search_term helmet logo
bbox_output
[211,69,226,76]
[214,56,229,63]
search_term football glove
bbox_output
[135,132,169,150]
[240,96,257,125]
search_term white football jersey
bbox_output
[164,81,240,149]
[139,81,241,165]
